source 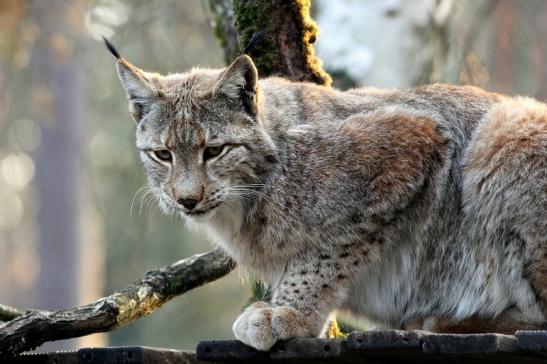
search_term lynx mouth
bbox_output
[185,201,223,217]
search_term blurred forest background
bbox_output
[0,0,546,352]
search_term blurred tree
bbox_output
[30,0,87,351]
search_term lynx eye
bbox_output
[153,150,172,162]
[203,145,225,161]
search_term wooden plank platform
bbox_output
[10,330,547,363]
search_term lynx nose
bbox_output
[177,198,199,210]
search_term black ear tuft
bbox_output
[103,36,121,60]
[242,30,266,55]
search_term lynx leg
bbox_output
[527,249,547,318]
[233,244,371,350]
[430,308,546,334]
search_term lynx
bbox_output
[106,39,547,351]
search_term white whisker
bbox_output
[130,186,149,216]
[140,189,156,216]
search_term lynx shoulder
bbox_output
[107,40,547,351]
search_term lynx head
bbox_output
[105,39,278,223]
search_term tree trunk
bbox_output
[31,0,86,351]
[211,0,331,86]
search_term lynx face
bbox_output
[114,54,278,221]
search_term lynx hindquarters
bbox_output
[460,97,547,333]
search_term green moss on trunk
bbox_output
[232,0,331,86]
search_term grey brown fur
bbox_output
[110,45,547,351]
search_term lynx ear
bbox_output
[116,60,158,124]
[103,37,157,124]
[214,55,259,115]
[116,60,156,100]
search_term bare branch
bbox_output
[0,248,235,357]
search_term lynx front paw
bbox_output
[233,302,276,351]
[232,301,316,351]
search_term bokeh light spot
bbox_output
[1,153,35,189]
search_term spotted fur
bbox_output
[111,52,547,351]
